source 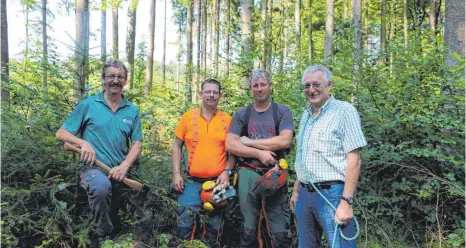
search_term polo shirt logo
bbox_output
[122,118,133,124]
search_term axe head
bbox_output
[129,184,151,207]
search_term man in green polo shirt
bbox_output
[56,60,143,247]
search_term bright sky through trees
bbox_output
[7,0,180,63]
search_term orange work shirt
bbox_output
[175,108,232,178]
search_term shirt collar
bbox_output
[306,95,334,116]
[199,105,218,116]
[95,91,130,109]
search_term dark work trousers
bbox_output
[80,167,130,238]
[238,168,292,248]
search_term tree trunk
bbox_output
[324,0,334,62]
[176,33,182,91]
[266,0,272,70]
[1,0,10,103]
[389,0,395,74]
[24,4,29,76]
[163,0,168,86]
[363,0,368,49]
[195,0,201,90]
[403,0,408,48]
[241,0,254,87]
[444,0,465,68]
[74,0,90,104]
[430,0,436,30]
[126,0,138,90]
[112,6,119,59]
[380,0,386,65]
[101,0,107,62]
[186,0,194,104]
[279,0,285,73]
[353,0,362,88]
[225,0,230,75]
[344,0,349,19]
[202,0,207,75]
[145,0,156,95]
[259,0,266,70]
[212,0,220,75]
[308,0,314,61]
[42,0,47,89]
[295,0,301,71]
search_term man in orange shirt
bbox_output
[171,79,236,247]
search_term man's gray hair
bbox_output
[248,70,271,87]
[301,65,332,84]
[101,59,128,79]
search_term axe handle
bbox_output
[63,142,144,192]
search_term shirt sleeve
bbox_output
[174,112,188,141]
[341,105,367,153]
[131,110,143,141]
[227,108,245,136]
[60,99,89,135]
[278,105,295,133]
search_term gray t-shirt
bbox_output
[228,102,295,140]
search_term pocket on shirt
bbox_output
[312,131,340,153]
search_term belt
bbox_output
[300,180,344,192]
[188,176,218,183]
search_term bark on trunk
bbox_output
[380,0,386,65]
[430,0,436,30]
[74,0,90,104]
[186,0,194,104]
[42,0,47,89]
[241,0,254,87]
[112,7,119,59]
[126,0,138,90]
[444,0,465,68]
[101,0,107,62]
[225,0,230,75]
[403,0,408,48]
[212,0,220,76]
[295,0,301,70]
[324,0,334,62]
[163,0,168,86]
[308,0,314,61]
[202,0,207,75]
[1,0,10,102]
[144,0,156,95]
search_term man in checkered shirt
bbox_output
[290,65,367,248]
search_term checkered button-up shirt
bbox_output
[295,95,367,184]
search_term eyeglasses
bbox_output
[105,75,125,81]
[202,90,220,96]
[303,83,325,90]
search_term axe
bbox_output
[63,142,151,196]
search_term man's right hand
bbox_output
[258,150,276,166]
[173,173,185,192]
[79,141,96,165]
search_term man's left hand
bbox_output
[216,171,230,187]
[334,200,353,225]
[109,162,130,182]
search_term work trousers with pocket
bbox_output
[80,167,130,238]
[238,168,292,248]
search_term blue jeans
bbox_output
[295,184,356,248]
[176,179,224,247]
[80,167,129,237]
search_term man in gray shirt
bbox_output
[226,70,294,248]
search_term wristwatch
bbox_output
[341,196,354,205]
[224,169,232,176]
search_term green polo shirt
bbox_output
[61,91,143,167]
